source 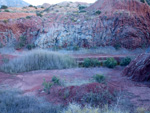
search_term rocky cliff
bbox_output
[122,53,150,82]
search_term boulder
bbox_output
[122,53,150,82]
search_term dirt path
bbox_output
[0,67,150,109]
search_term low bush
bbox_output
[104,58,117,68]
[4,9,9,12]
[36,13,42,17]
[92,74,106,83]
[15,36,27,49]
[26,43,35,50]
[83,58,100,67]
[95,10,101,15]
[140,0,145,3]
[78,5,87,10]
[42,79,54,94]
[29,5,34,7]
[0,89,62,113]
[114,43,121,50]
[51,76,61,85]
[1,5,8,9]
[26,16,31,19]
[120,57,131,66]
[81,90,115,107]
[0,49,77,73]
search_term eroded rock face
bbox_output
[122,53,150,82]
[0,0,150,49]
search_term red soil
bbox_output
[0,67,150,109]
[0,12,36,20]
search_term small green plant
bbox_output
[42,79,53,94]
[51,76,61,85]
[34,6,37,9]
[1,5,8,9]
[4,9,9,12]
[114,43,121,50]
[15,36,27,49]
[140,0,145,3]
[120,57,131,66]
[92,74,106,83]
[95,10,101,15]
[78,5,87,10]
[36,13,42,17]
[29,5,34,7]
[104,58,117,68]
[26,16,31,19]
[26,44,35,50]
[79,10,86,13]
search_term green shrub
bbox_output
[120,57,131,66]
[0,49,77,73]
[114,43,121,50]
[51,76,61,85]
[95,10,101,15]
[26,16,31,19]
[34,6,37,9]
[36,13,42,17]
[78,6,87,10]
[92,74,106,83]
[29,5,34,7]
[140,0,145,3]
[4,9,9,12]
[1,5,8,9]
[104,58,117,68]
[26,44,35,50]
[83,58,100,68]
[0,89,62,113]
[15,36,27,49]
[42,79,53,94]
[79,10,86,13]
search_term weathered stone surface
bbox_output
[0,0,150,49]
[122,53,150,82]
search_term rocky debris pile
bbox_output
[123,53,150,82]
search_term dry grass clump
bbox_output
[0,89,62,113]
[63,103,129,113]
[0,49,77,73]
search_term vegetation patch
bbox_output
[0,89,62,113]
[0,5,8,9]
[42,79,54,94]
[0,49,77,73]
[92,74,106,83]
[104,58,117,68]
[83,58,100,68]
[95,10,101,15]
[120,57,131,66]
